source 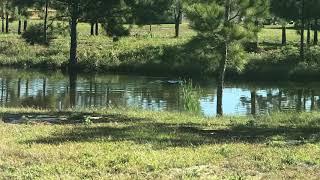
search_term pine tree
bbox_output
[186,0,269,116]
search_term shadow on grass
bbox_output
[23,113,320,148]
[1,112,149,124]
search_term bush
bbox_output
[104,18,130,37]
[22,24,54,45]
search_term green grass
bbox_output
[0,107,320,179]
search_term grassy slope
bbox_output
[1,21,310,77]
[0,107,320,179]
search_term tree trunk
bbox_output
[314,18,318,45]
[44,0,49,43]
[217,0,230,117]
[17,78,21,98]
[278,90,282,111]
[300,0,305,60]
[217,0,230,116]
[69,3,79,69]
[311,90,315,111]
[23,20,28,32]
[174,9,182,38]
[43,78,46,98]
[149,24,153,37]
[25,80,29,96]
[18,20,22,35]
[5,13,9,33]
[307,20,311,45]
[175,20,180,38]
[95,22,99,36]
[1,16,4,33]
[90,22,94,36]
[1,79,3,103]
[217,43,228,116]
[251,90,256,115]
[303,93,307,111]
[282,25,287,45]
[297,89,302,111]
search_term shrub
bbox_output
[22,24,54,45]
[104,18,130,37]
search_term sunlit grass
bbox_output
[0,107,319,179]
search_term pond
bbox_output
[0,68,318,116]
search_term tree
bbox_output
[82,0,130,36]
[186,0,269,116]
[132,0,171,37]
[251,0,270,51]
[12,0,33,34]
[171,0,183,37]
[270,0,298,46]
[4,1,13,33]
[308,0,320,45]
[53,0,127,68]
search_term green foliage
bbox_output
[22,24,53,45]
[104,19,130,37]
[83,116,93,125]
[181,81,201,114]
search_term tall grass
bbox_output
[181,81,202,114]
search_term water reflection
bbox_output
[0,68,320,116]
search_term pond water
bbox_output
[0,68,319,116]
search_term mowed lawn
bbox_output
[0,108,320,179]
[3,20,302,44]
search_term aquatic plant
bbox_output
[181,80,202,114]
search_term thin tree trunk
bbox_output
[1,16,4,33]
[300,0,305,60]
[95,22,99,36]
[278,90,282,111]
[5,79,8,103]
[297,89,302,111]
[44,0,49,43]
[314,18,318,45]
[303,93,307,111]
[17,78,21,98]
[5,13,9,33]
[1,79,3,103]
[282,25,287,45]
[23,20,28,32]
[307,20,311,45]
[42,78,46,98]
[18,20,21,34]
[217,0,230,117]
[175,19,180,38]
[251,90,257,115]
[311,90,315,111]
[69,3,79,69]
[174,9,182,38]
[90,22,94,36]
[149,24,152,37]
[25,80,29,96]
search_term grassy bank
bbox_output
[1,22,320,79]
[0,107,320,179]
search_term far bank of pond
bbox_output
[0,68,320,116]
[2,33,320,80]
